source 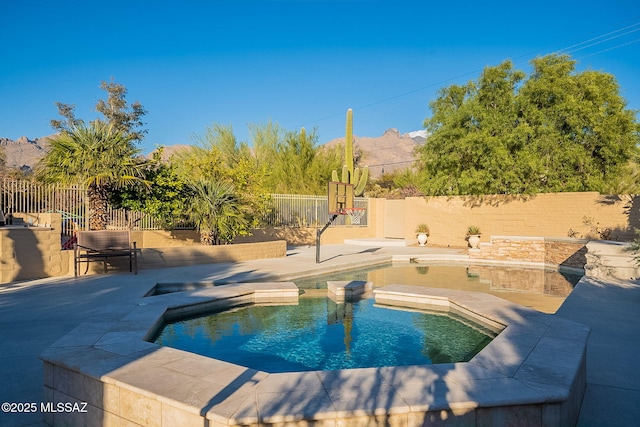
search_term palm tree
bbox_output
[186,179,250,245]
[37,121,144,230]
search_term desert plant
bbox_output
[331,109,369,195]
[628,229,640,266]
[567,216,612,240]
[186,179,251,245]
[467,225,481,235]
[415,223,430,235]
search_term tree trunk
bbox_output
[200,230,220,245]
[88,184,109,230]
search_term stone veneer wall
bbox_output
[545,238,589,269]
[469,236,588,269]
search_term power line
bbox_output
[558,22,640,56]
[303,17,640,134]
[575,38,640,61]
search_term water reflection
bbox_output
[295,263,582,313]
[154,297,495,373]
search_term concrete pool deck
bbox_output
[1,243,639,426]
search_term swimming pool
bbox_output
[46,267,589,426]
[153,296,497,373]
[294,263,582,313]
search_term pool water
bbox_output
[154,297,497,373]
[295,263,582,313]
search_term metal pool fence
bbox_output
[0,179,368,238]
[264,194,368,227]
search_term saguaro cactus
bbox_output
[331,108,368,195]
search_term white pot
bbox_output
[417,233,428,247]
[468,234,481,249]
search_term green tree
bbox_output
[37,122,144,230]
[110,148,191,228]
[51,78,147,143]
[306,143,344,194]
[418,54,640,195]
[251,122,342,194]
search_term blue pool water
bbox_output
[155,297,496,373]
[153,263,581,372]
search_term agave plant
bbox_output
[467,225,481,235]
[415,223,430,236]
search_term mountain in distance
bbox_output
[324,128,425,178]
[1,128,426,177]
[0,135,54,173]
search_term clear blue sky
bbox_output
[1,0,639,155]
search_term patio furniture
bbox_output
[74,230,137,276]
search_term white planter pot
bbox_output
[468,234,481,249]
[417,233,428,247]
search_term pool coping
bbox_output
[40,274,589,426]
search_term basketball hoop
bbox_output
[341,207,365,225]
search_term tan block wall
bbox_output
[401,193,635,247]
[235,225,375,246]
[12,212,62,228]
[0,227,71,283]
[139,240,287,269]
[130,229,200,248]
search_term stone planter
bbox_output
[417,233,428,246]
[468,234,481,249]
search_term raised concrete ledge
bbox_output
[327,280,373,301]
[490,235,545,241]
[345,238,408,247]
[41,281,589,426]
[585,240,640,280]
[374,285,589,424]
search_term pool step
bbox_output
[327,280,373,302]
